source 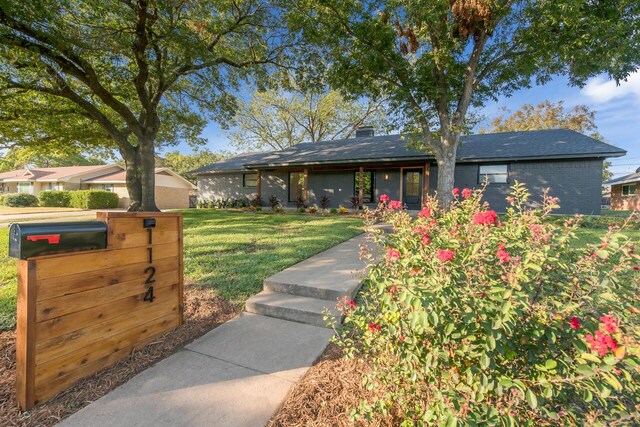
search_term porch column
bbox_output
[424,162,430,202]
[303,168,309,204]
[358,166,364,208]
[256,170,262,199]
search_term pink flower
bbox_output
[389,285,398,294]
[452,187,460,196]
[437,249,455,262]
[388,200,402,210]
[349,300,356,309]
[569,317,581,330]
[379,194,389,203]
[586,331,618,356]
[418,207,431,219]
[599,315,618,334]
[368,322,381,334]
[386,248,401,262]
[421,234,431,246]
[496,248,510,263]
[472,210,498,225]
[634,266,639,271]
[462,188,472,198]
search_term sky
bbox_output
[184,72,640,181]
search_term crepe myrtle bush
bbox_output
[331,182,640,426]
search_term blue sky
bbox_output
[182,72,640,181]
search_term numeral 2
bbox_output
[145,266,156,284]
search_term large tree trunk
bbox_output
[140,137,159,212]
[120,146,143,211]
[434,132,460,207]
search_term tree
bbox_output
[0,146,113,172]
[229,84,388,151]
[285,0,640,206]
[482,100,612,180]
[158,149,224,184]
[0,0,287,210]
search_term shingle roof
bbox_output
[0,165,118,181]
[195,129,626,173]
[604,170,640,186]
[191,151,275,174]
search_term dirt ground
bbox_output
[0,286,241,427]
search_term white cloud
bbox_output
[582,71,640,103]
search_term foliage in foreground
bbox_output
[335,183,640,426]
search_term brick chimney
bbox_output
[355,125,374,138]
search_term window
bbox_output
[289,172,305,202]
[622,184,637,196]
[479,164,508,184]
[243,173,258,188]
[101,184,114,192]
[17,182,33,194]
[354,171,375,203]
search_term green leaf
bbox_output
[480,353,490,369]
[545,360,557,370]
[525,389,538,409]
[603,373,623,392]
[581,353,601,363]
[445,414,458,427]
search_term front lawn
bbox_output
[0,210,364,330]
[0,206,84,215]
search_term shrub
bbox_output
[196,199,205,209]
[69,190,119,209]
[320,194,331,211]
[308,206,318,214]
[299,207,306,213]
[3,193,38,207]
[256,205,263,212]
[250,194,264,207]
[349,195,360,211]
[330,208,338,214]
[338,206,349,215]
[38,190,71,207]
[268,194,280,212]
[335,183,640,426]
[295,193,305,209]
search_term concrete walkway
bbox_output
[58,231,372,427]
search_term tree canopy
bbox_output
[157,149,224,184]
[0,0,288,210]
[285,0,640,205]
[229,83,388,151]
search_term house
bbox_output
[0,164,196,209]
[194,128,626,215]
[604,168,640,210]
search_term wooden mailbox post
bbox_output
[16,211,184,410]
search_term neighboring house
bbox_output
[0,165,195,209]
[194,128,626,215]
[604,168,640,211]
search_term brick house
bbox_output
[605,168,640,211]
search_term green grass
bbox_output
[0,210,364,331]
[600,209,635,218]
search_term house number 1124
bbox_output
[143,219,156,302]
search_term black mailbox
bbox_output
[9,221,107,260]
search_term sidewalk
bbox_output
[58,231,373,427]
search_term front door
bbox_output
[403,169,422,210]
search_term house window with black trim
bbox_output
[243,173,258,188]
[101,184,114,192]
[622,184,637,196]
[479,164,508,184]
[289,172,305,202]
[354,171,375,203]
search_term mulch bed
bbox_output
[268,344,395,427]
[0,286,241,427]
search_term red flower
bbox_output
[418,207,431,219]
[437,249,455,262]
[349,300,356,309]
[421,234,431,245]
[472,210,498,225]
[388,200,402,210]
[368,322,381,334]
[496,248,511,263]
[452,187,460,196]
[386,248,401,262]
[586,330,618,356]
[462,188,472,198]
[379,194,389,203]
[569,317,581,330]
[389,285,398,294]
[599,315,618,334]
[634,266,639,271]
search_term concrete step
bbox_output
[263,278,360,302]
[245,290,342,328]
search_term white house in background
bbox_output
[0,164,195,209]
